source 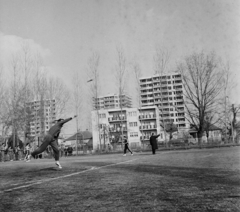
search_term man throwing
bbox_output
[26,115,77,169]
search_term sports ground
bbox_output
[0,147,240,212]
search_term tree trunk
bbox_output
[197,131,204,145]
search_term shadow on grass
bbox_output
[113,163,240,187]
[38,167,60,171]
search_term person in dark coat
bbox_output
[149,133,160,154]
[26,116,77,169]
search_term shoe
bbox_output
[123,154,126,156]
[55,162,62,169]
[131,153,133,156]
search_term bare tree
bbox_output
[132,61,143,145]
[230,104,240,141]
[87,52,102,150]
[115,46,127,143]
[46,76,70,118]
[71,70,83,155]
[153,47,170,145]
[177,52,225,144]
[20,42,34,144]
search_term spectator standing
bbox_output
[24,143,31,160]
[64,146,68,157]
[1,143,6,162]
[14,145,20,161]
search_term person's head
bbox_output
[151,133,154,136]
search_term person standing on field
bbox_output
[26,115,77,169]
[123,135,133,156]
[149,133,160,155]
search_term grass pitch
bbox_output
[0,147,240,212]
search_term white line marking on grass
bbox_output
[0,157,144,193]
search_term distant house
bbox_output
[64,131,93,149]
[189,123,222,143]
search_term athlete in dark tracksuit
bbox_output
[27,116,77,168]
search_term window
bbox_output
[129,122,138,127]
[130,132,138,137]
[99,113,106,118]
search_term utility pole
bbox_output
[75,116,78,156]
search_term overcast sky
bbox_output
[0,0,239,135]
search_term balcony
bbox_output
[108,116,127,122]
[139,114,156,120]
[109,127,127,132]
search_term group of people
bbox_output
[0,142,40,162]
[2,114,161,168]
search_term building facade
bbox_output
[93,94,132,110]
[139,73,187,130]
[91,106,164,150]
[27,99,56,138]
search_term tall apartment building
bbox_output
[27,99,56,137]
[91,106,163,150]
[140,73,187,129]
[93,94,132,110]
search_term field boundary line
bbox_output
[0,156,148,193]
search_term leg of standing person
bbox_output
[152,146,155,154]
[49,139,62,169]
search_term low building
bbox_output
[91,106,165,150]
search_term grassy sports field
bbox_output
[0,147,240,212]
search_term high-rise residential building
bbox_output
[93,94,132,110]
[91,106,163,150]
[140,73,187,129]
[27,99,56,137]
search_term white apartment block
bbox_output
[91,106,164,150]
[27,99,56,137]
[140,73,188,130]
[93,94,132,110]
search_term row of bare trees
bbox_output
[85,45,238,147]
[0,43,70,145]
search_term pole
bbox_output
[231,104,234,143]
[76,116,78,156]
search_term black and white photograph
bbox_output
[0,0,240,211]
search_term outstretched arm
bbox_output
[59,115,77,125]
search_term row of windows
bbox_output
[129,122,138,127]
[130,132,138,137]
[128,111,137,116]
[140,75,181,83]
